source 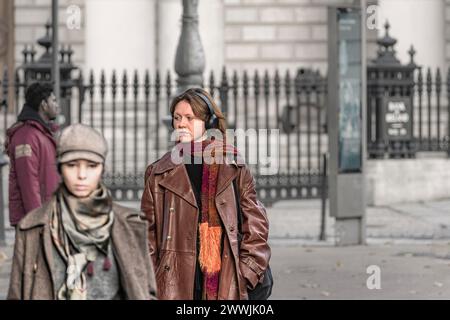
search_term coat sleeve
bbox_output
[237,166,271,289]
[141,165,159,269]
[7,227,25,300]
[14,131,42,214]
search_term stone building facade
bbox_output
[6,0,447,78]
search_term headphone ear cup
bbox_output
[206,115,217,130]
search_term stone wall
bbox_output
[366,155,450,206]
[224,0,379,75]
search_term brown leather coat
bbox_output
[7,197,157,300]
[141,151,271,300]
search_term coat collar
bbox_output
[154,150,244,209]
[18,198,54,230]
[17,104,54,133]
[18,197,138,230]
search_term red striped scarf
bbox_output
[180,139,239,300]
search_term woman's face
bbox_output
[61,159,103,198]
[173,100,206,143]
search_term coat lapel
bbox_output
[157,161,199,209]
[216,163,239,197]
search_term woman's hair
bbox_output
[169,88,227,134]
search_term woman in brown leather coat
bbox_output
[141,88,271,300]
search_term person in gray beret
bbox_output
[8,124,157,300]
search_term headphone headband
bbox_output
[192,89,218,129]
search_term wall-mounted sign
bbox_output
[382,97,412,141]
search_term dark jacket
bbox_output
[5,105,60,226]
[141,151,271,300]
[7,198,157,300]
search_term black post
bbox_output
[52,0,60,104]
[426,68,432,150]
[89,71,94,126]
[243,71,249,131]
[232,71,238,130]
[122,72,128,181]
[306,87,312,185]
[144,71,150,165]
[285,71,291,174]
[254,71,260,175]
[100,70,106,135]
[155,70,161,159]
[220,67,229,120]
[2,67,8,135]
[436,68,442,149]
[418,68,423,148]
[319,153,327,241]
[294,74,301,177]
[111,71,117,185]
[133,71,139,179]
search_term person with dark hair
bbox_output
[5,82,60,227]
[8,124,157,300]
[141,88,271,300]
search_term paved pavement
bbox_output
[1,198,450,299]
[269,240,450,299]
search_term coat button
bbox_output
[164,265,170,271]
[224,254,228,259]
[229,226,235,232]
[167,235,172,240]
[169,208,175,213]
[33,263,38,272]
[220,200,227,205]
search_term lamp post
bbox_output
[163,0,206,140]
[174,0,205,94]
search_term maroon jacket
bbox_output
[5,105,60,226]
